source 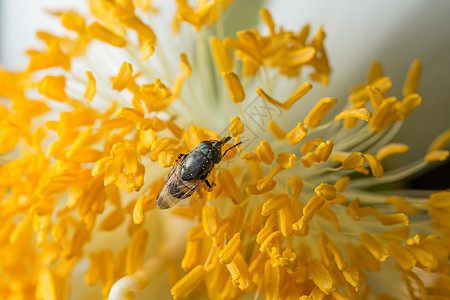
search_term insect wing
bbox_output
[156,155,203,209]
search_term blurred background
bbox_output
[1,0,449,189]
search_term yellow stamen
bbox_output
[262,193,290,216]
[182,240,200,271]
[260,230,282,252]
[286,122,308,145]
[171,265,206,299]
[308,259,334,295]
[335,108,371,122]
[407,246,438,271]
[36,270,57,300]
[301,138,324,153]
[342,267,361,291]
[84,71,96,101]
[202,205,218,237]
[256,140,275,165]
[229,117,244,137]
[428,191,450,208]
[369,97,398,132]
[245,179,276,195]
[140,40,154,60]
[386,196,416,215]
[222,71,245,103]
[387,241,416,271]
[334,176,350,193]
[275,152,297,169]
[403,59,421,97]
[268,120,286,139]
[327,243,348,271]
[365,154,384,178]
[112,62,133,91]
[256,214,278,244]
[360,232,389,262]
[211,37,233,73]
[425,150,449,163]
[378,213,409,226]
[315,140,334,162]
[116,107,144,122]
[125,228,149,275]
[428,129,450,152]
[398,93,422,119]
[292,196,325,232]
[367,86,384,109]
[132,195,145,225]
[264,260,280,300]
[37,75,68,102]
[86,253,101,286]
[342,152,365,170]
[88,21,127,47]
[349,77,392,104]
[279,202,295,237]
[255,83,312,110]
[375,143,410,161]
[99,209,125,230]
[217,170,242,205]
[240,152,260,162]
[166,120,183,139]
[304,97,338,128]
[219,232,241,265]
[288,176,303,200]
[256,166,284,191]
[119,14,156,44]
[314,183,336,201]
[368,61,383,83]
[260,8,275,37]
[318,233,332,268]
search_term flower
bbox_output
[0,1,449,300]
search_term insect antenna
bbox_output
[222,141,242,157]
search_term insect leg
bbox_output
[205,179,213,188]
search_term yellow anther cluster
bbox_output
[0,2,448,300]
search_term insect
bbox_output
[157,136,241,209]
